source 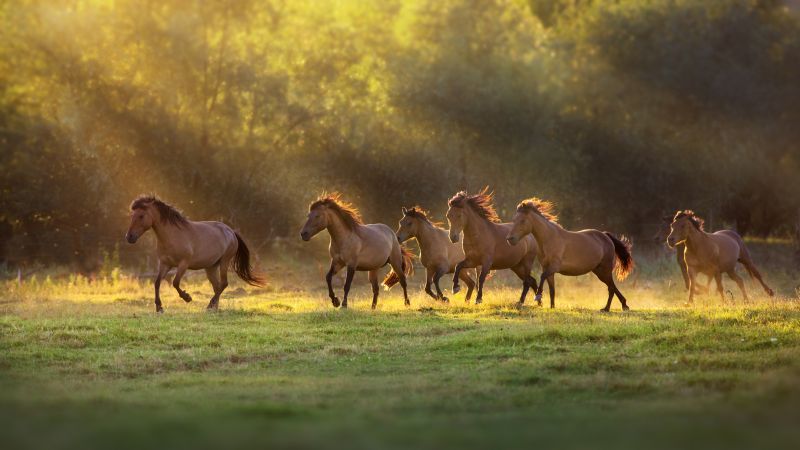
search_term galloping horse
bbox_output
[396,206,476,302]
[506,198,633,311]
[125,195,264,312]
[300,193,413,309]
[653,215,691,291]
[447,188,539,305]
[666,210,774,304]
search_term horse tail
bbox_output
[736,239,775,296]
[232,232,266,287]
[383,245,415,288]
[605,232,634,281]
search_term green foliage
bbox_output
[1,0,799,267]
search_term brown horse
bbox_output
[446,188,539,305]
[125,195,264,313]
[666,210,774,304]
[300,193,413,309]
[506,198,633,311]
[653,215,691,291]
[396,206,476,302]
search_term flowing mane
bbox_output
[310,192,364,231]
[517,197,559,223]
[673,210,704,230]
[130,194,189,227]
[448,187,500,223]
[403,206,443,227]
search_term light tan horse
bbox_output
[666,210,774,304]
[506,198,633,311]
[300,193,413,309]
[446,188,539,305]
[396,206,476,302]
[125,195,264,313]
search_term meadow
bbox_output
[2,242,799,450]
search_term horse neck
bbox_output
[325,211,357,247]
[684,225,711,252]
[414,221,438,253]
[527,212,559,248]
[150,212,183,248]
[462,207,494,244]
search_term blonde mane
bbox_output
[310,192,364,231]
[517,197,559,223]
[448,187,501,223]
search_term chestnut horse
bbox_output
[396,206,476,302]
[447,188,539,305]
[300,193,413,309]
[506,198,633,311]
[125,195,264,313]
[666,210,774,304]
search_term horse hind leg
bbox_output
[594,265,629,312]
[205,264,223,310]
[368,269,380,309]
[727,270,748,302]
[458,269,476,303]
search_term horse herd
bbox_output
[124,190,774,313]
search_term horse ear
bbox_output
[402,207,408,215]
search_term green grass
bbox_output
[2,254,800,450]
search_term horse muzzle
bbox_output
[506,236,518,246]
[125,232,138,244]
[300,231,311,242]
[449,234,459,244]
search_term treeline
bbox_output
[1,0,799,270]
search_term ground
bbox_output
[2,246,799,450]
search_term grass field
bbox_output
[2,246,800,450]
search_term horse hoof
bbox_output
[331,297,341,308]
[440,296,449,303]
[600,308,610,313]
[341,303,348,309]
[181,293,192,303]
[622,305,630,311]
[404,301,411,307]
[156,307,164,314]
[452,285,461,294]
[767,289,775,297]
[371,304,377,310]
[475,299,483,305]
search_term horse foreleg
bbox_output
[676,244,690,290]
[326,261,343,308]
[687,267,698,306]
[433,266,448,302]
[154,262,170,313]
[459,270,476,302]
[172,261,192,303]
[534,267,556,306]
[341,266,356,309]
[452,260,466,294]
[547,274,556,309]
[475,259,492,304]
[368,269,380,310]
[424,267,437,300]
